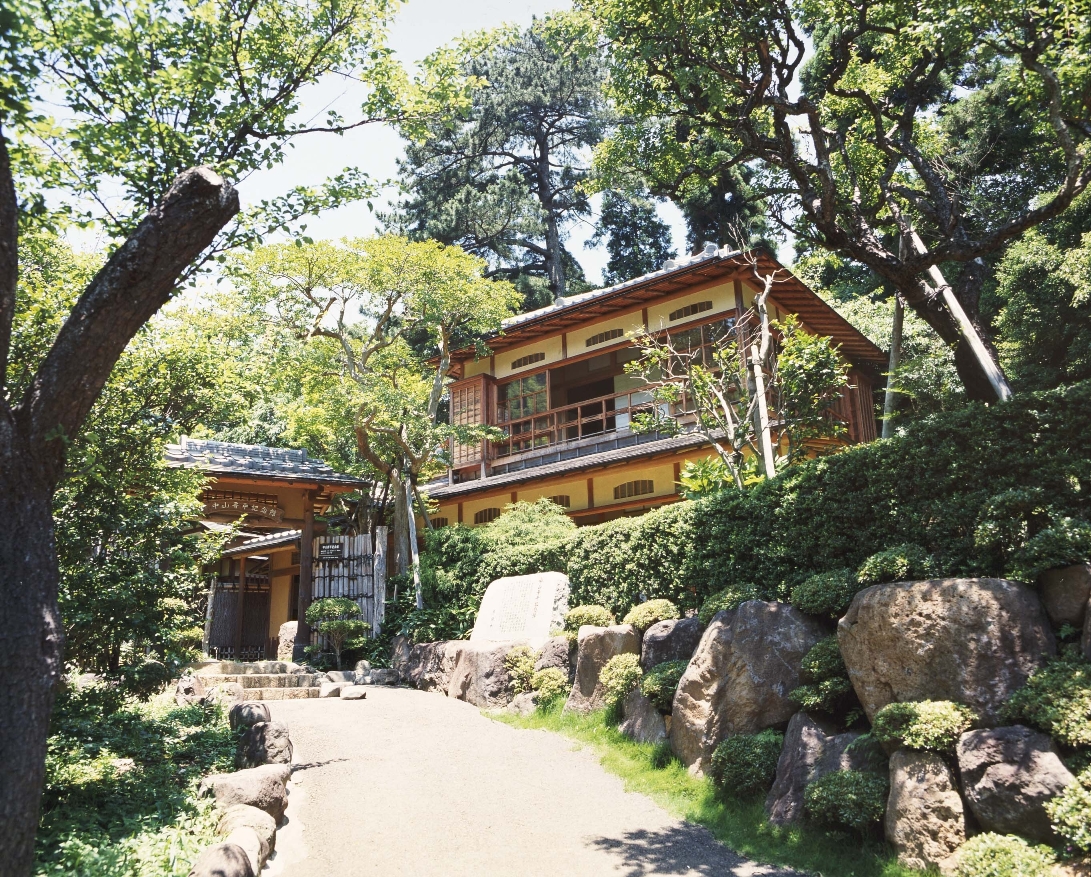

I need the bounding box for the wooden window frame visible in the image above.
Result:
[585,327,625,348]
[473,508,502,525]
[668,300,714,322]
[511,351,546,370]
[613,480,654,500]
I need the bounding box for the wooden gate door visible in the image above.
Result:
[310,527,388,641]
[207,579,271,661]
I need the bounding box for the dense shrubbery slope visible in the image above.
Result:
[418,381,1091,627]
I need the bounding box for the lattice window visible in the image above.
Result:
[586,328,625,348]
[498,373,547,423]
[473,508,502,525]
[668,300,713,322]
[546,495,571,508]
[511,351,546,370]
[431,517,449,528]
[614,480,654,500]
[451,381,484,467]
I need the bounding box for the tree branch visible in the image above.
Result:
[20,167,239,460]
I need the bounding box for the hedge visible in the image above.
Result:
[423,382,1091,620]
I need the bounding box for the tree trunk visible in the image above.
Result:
[534,137,566,301]
[390,472,411,577]
[0,431,65,876]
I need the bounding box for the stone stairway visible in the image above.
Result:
[190,660,325,701]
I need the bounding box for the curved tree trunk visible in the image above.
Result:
[390,471,411,577]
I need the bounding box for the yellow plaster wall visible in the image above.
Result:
[267,546,296,637]
[494,334,565,380]
[594,461,679,505]
[464,357,492,378]
[646,280,736,332]
[513,475,593,512]
[571,312,646,354]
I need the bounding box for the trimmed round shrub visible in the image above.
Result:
[709,730,784,799]
[789,568,858,618]
[803,770,888,835]
[504,645,536,695]
[622,599,680,632]
[871,700,976,752]
[1046,767,1091,852]
[952,833,1056,877]
[1004,651,1091,748]
[855,543,939,586]
[641,660,688,713]
[564,605,616,634]
[790,635,856,717]
[599,654,644,707]
[698,583,757,626]
[531,668,568,706]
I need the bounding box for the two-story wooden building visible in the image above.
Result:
[424,245,886,526]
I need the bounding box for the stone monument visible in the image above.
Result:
[469,572,570,650]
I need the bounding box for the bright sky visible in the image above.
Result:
[236,0,689,286]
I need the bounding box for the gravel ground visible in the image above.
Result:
[266,688,798,877]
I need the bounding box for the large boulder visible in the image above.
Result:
[199,764,291,822]
[618,688,667,744]
[535,636,574,682]
[885,750,967,872]
[564,625,641,714]
[361,668,400,686]
[447,642,516,709]
[217,805,276,872]
[506,691,539,716]
[640,617,704,671]
[671,602,827,774]
[187,843,255,877]
[1040,564,1091,628]
[957,725,1076,843]
[235,721,292,770]
[276,621,297,663]
[325,670,355,684]
[765,712,883,825]
[175,673,206,707]
[390,635,411,679]
[406,641,459,692]
[228,702,271,732]
[838,578,1055,724]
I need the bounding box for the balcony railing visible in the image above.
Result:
[491,388,661,459]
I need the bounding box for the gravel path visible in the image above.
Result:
[267,688,797,877]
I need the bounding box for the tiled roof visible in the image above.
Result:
[222,529,302,557]
[424,430,713,500]
[165,436,368,487]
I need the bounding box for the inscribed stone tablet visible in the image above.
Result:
[470,573,570,649]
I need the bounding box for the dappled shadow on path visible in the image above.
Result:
[291,758,349,773]
[588,826,796,877]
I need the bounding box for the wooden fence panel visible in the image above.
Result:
[310,528,388,649]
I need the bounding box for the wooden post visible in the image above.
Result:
[374,525,388,636]
[882,294,904,439]
[293,490,315,662]
[234,555,247,660]
[405,479,423,610]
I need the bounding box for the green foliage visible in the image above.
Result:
[36,682,235,876]
[871,701,976,753]
[855,544,939,586]
[803,770,888,836]
[709,731,784,799]
[1004,652,1091,749]
[678,456,734,500]
[790,569,858,619]
[697,583,758,626]
[599,654,644,708]
[531,668,569,706]
[641,661,688,714]
[588,190,675,285]
[306,597,371,670]
[505,646,537,695]
[1045,767,1091,853]
[952,833,1056,877]
[790,637,856,720]
[565,605,616,633]
[622,599,680,632]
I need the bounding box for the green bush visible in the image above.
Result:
[505,646,537,695]
[1004,651,1091,748]
[952,833,1056,877]
[531,668,569,706]
[306,597,371,669]
[708,730,784,799]
[790,568,858,618]
[698,583,757,626]
[789,636,857,718]
[564,605,616,634]
[641,660,688,713]
[599,654,644,707]
[803,770,888,835]
[622,599,680,632]
[871,701,976,752]
[855,543,939,585]
[1012,517,1091,582]
[1045,766,1091,852]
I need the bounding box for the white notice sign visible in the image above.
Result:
[470,572,570,650]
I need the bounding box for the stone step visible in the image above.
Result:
[191,661,299,676]
[199,673,324,689]
[248,687,321,701]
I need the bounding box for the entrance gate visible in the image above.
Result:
[310,528,388,642]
